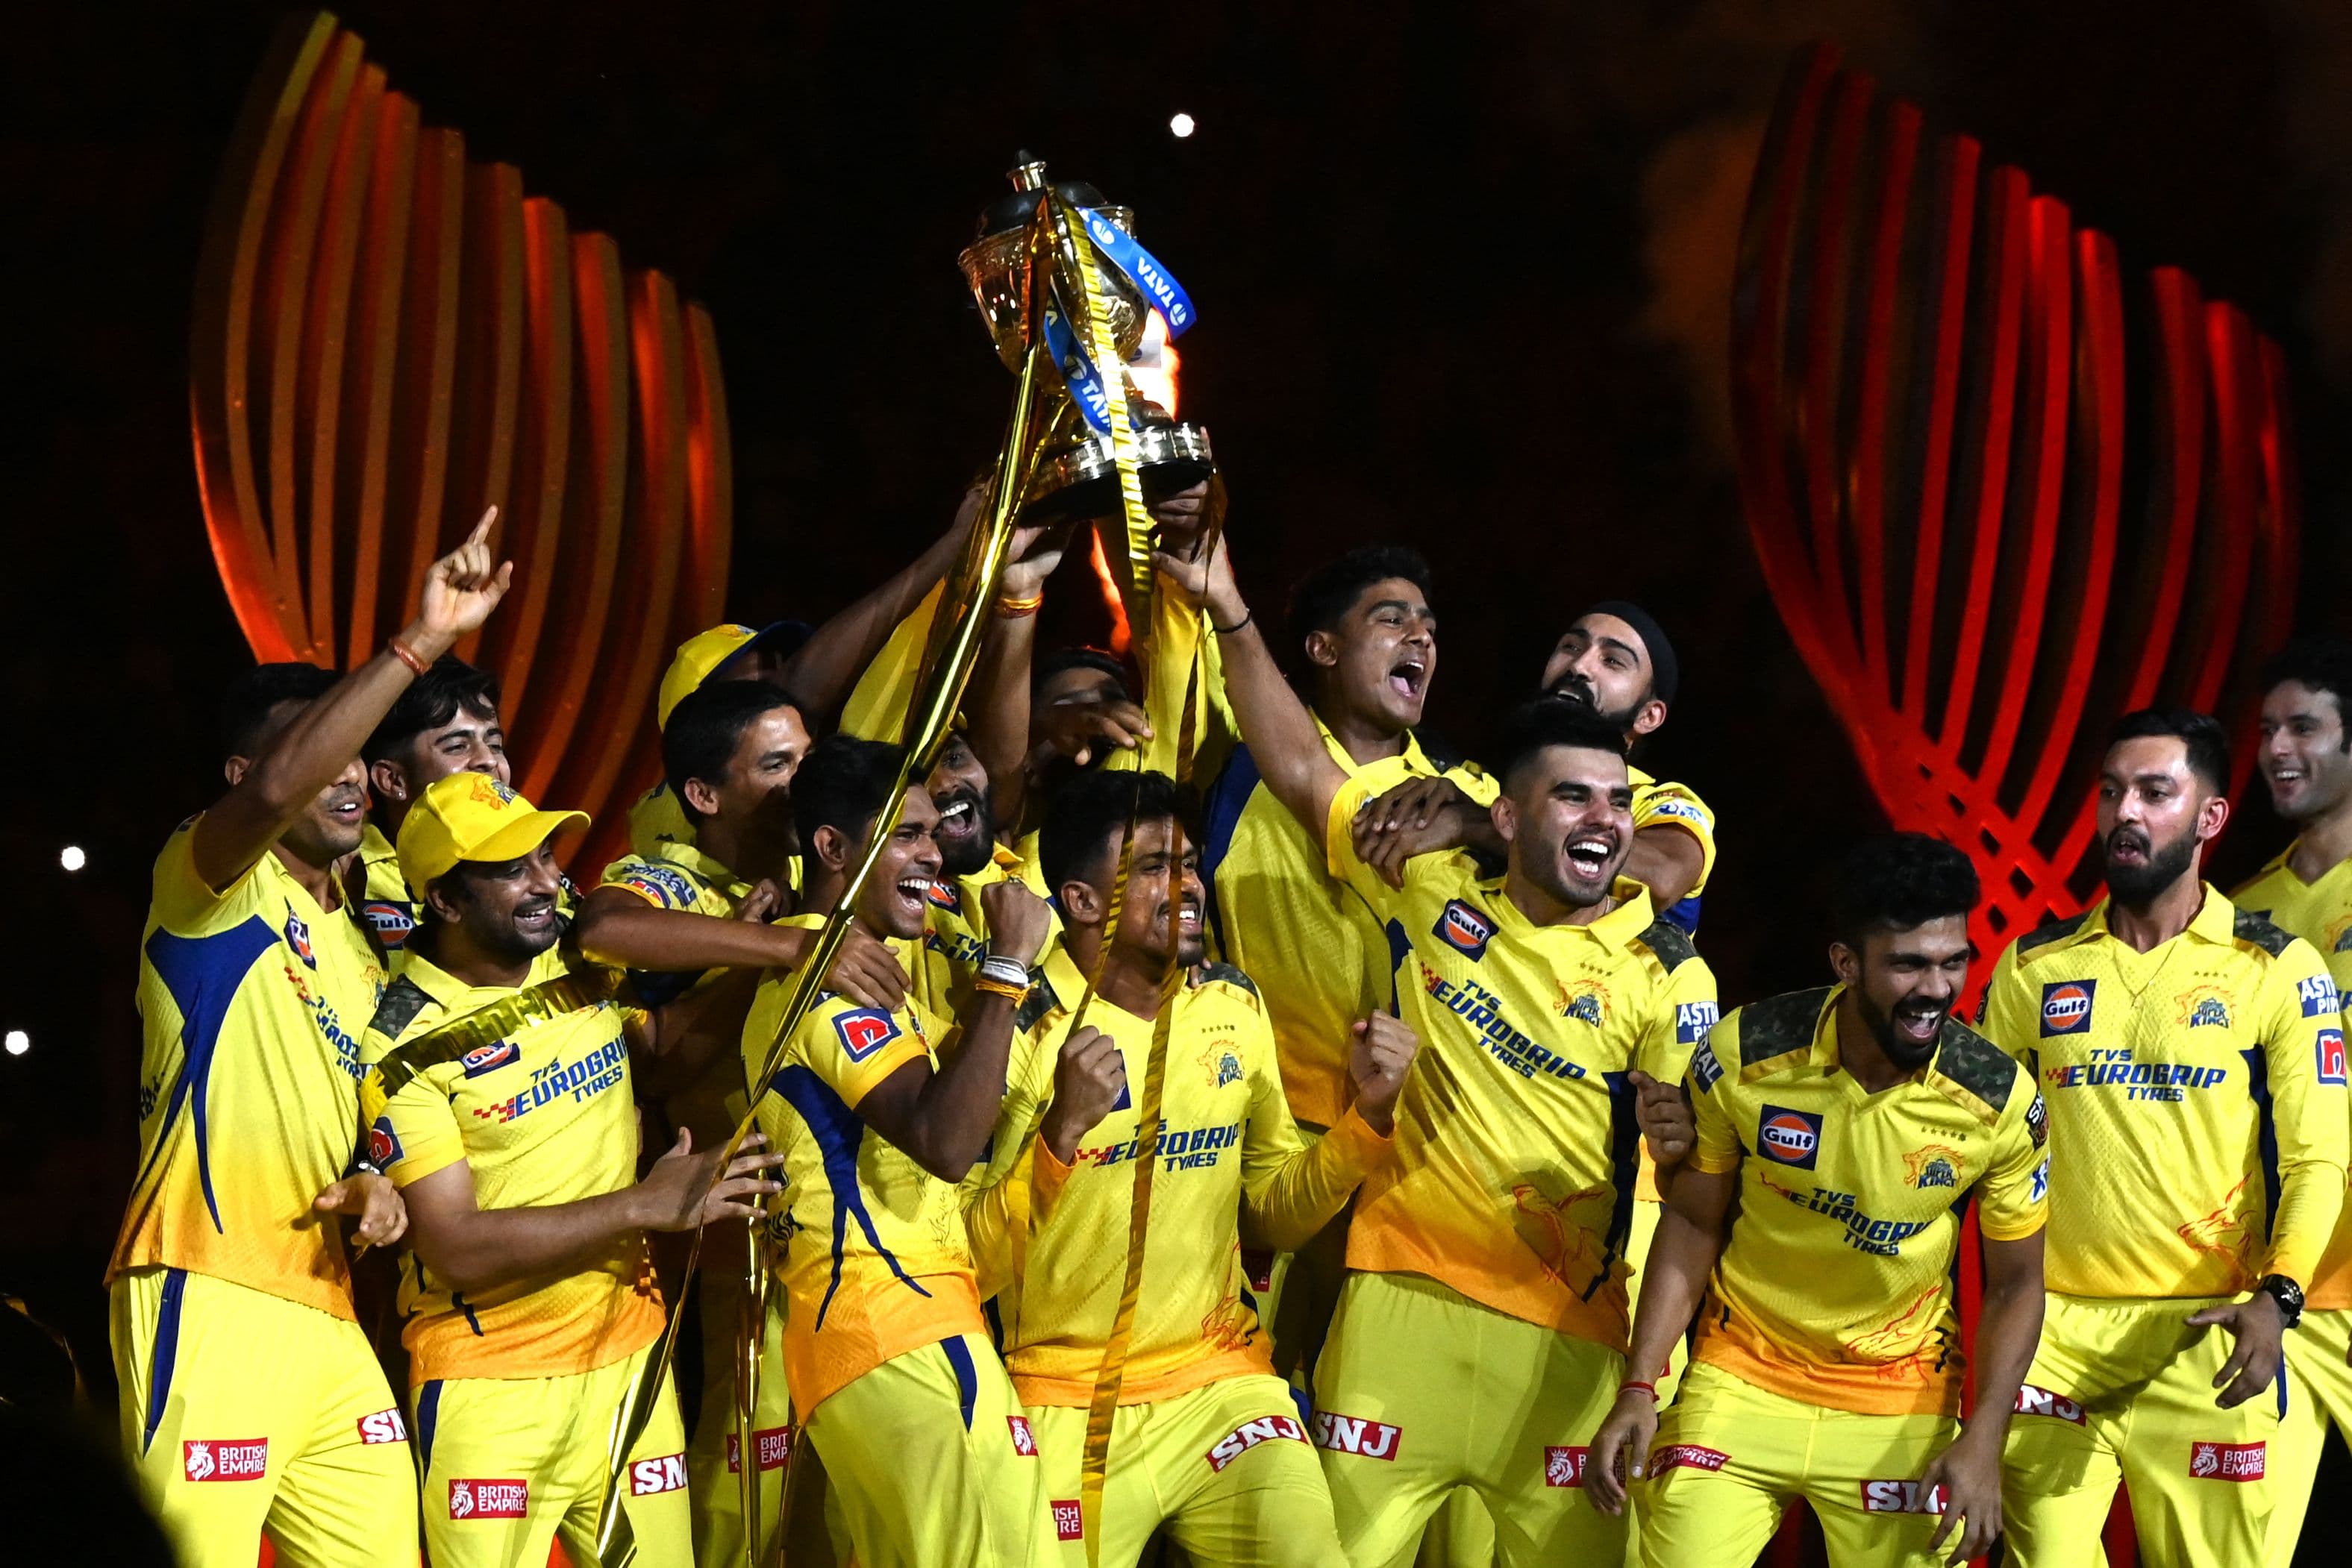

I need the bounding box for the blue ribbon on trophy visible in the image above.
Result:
[1042,211,1198,434]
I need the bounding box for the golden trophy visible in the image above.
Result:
[957,153,1213,522]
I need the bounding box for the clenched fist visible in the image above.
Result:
[1348,1014,1419,1135]
[1042,1026,1127,1164]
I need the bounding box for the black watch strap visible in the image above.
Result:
[2258,1274,2305,1329]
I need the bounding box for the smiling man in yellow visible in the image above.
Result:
[360,774,783,1568]
[969,767,1413,1564]
[1982,709,2349,1567]
[1587,834,2047,1567]
[1163,538,1719,1566]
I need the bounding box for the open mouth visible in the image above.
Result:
[1564,831,1614,879]
[326,792,366,824]
[892,876,932,920]
[934,794,980,840]
[2270,765,2305,788]
[1892,1000,1945,1045]
[2107,832,2151,866]
[1387,657,1427,700]
[515,902,556,934]
[1176,902,1202,935]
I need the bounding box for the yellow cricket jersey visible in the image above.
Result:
[969,946,1389,1408]
[2235,843,2352,1308]
[742,965,985,1415]
[359,952,662,1382]
[110,820,385,1318]
[625,782,697,856]
[1626,765,1718,933]
[1686,986,2047,1416]
[1981,887,2351,1299]
[1202,717,1502,1130]
[1320,777,1720,1350]
[355,819,578,981]
[598,839,760,1004]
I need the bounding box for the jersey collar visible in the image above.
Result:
[1310,709,1436,779]
[1479,873,1654,949]
[392,947,525,1015]
[1812,982,1947,1090]
[2080,882,2235,948]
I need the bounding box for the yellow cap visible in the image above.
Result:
[656,620,813,730]
[396,772,589,892]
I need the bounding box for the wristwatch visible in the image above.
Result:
[2256,1274,2305,1330]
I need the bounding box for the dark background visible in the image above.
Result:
[7,0,2350,1553]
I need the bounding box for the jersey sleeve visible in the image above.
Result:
[960,1023,1057,1299]
[1321,773,1402,920]
[367,1067,468,1189]
[1445,764,1501,809]
[1639,952,1720,1085]
[1127,588,1238,785]
[1975,1070,2050,1244]
[1977,940,2037,1063]
[150,817,266,933]
[1632,777,1718,895]
[596,853,703,911]
[2254,940,2351,1288]
[1234,1014,1389,1253]
[795,999,933,1111]
[1686,1023,1742,1176]
[837,583,941,744]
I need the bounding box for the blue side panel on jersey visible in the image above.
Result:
[142,916,281,1234]
[626,967,705,1009]
[2242,1047,2283,1241]
[1582,1072,1640,1302]
[416,1380,442,1468]
[773,1065,933,1331]
[1663,894,1703,936]
[1200,745,1263,954]
[941,1334,979,1431]
[142,1267,187,1452]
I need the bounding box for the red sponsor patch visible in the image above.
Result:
[1544,1446,1588,1487]
[833,1008,903,1063]
[2012,1383,2086,1426]
[182,1439,268,1481]
[448,1478,529,1520]
[1311,1411,1401,1461]
[1648,1444,1729,1475]
[630,1453,688,1496]
[1206,1414,1308,1473]
[2189,1440,2265,1481]
[1007,1415,1038,1457]
[356,1409,408,1446]
[1860,1479,1947,1514]
[725,1426,793,1473]
[1051,1499,1084,1541]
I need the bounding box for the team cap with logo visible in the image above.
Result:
[655,621,814,730]
[397,772,588,891]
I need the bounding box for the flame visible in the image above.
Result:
[1127,307,1180,418]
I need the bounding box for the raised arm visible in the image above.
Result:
[1153,535,1347,841]
[398,1127,781,1296]
[572,886,907,1014]
[1237,1012,1410,1252]
[851,880,1053,1182]
[781,486,979,721]
[193,509,511,892]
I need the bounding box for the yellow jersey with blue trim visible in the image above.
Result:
[358,951,660,1382]
[914,842,1058,1020]
[1627,765,1718,934]
[1981,886,2350,1298]
[2233,844,2352,1308]
[1322,777,1721,1349]
[742,960,984,1415]
[1686,986,2047,1416]
[1201,715,1501,1129]
[969,947,1390,1408]
[107,819,386,1318]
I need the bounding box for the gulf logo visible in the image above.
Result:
[460,1040,521,1079]
[1757,1106,1822,1170]
[833,1009,903,1063]
[2040,980,2097,1037]
[925,880,962,912]
[1434,900,1494,960]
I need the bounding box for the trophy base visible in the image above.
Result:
[1023,421,1215,523]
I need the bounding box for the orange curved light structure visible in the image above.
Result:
[191,11,731,876]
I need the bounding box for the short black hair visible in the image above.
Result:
[1285,545,1434,657]
[1831,833,1979,947]
[1039,768,1195,894]
[1034,645,1134,702]
[2109,707,2230,794]
[2260,637,2352,741]
[219,662,337,759]
[663,679,807,812]
[1493,696,1628,791]
[363,656,501,765]
[792,734,907,852]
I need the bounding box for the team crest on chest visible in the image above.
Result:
[2174,985,2235,1030]
[1902,1144,1962,1190]
[1198,1036,1245,1089]
[1555,976,1612,1027]
[1434,900,1494,959]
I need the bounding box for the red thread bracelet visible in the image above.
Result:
[1618,1379,1659,1402]
[388,637,429,675]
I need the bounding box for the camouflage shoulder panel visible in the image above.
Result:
[1933,1017,2017,1114]
[1735,987,1831,1069]
[367,976,434,1044]
[2231,907,2295,959]
[2015,911,2091,956]
[1633,918,1699,974]
[1015,972,1062,1034]
[1196,962,1260,997]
